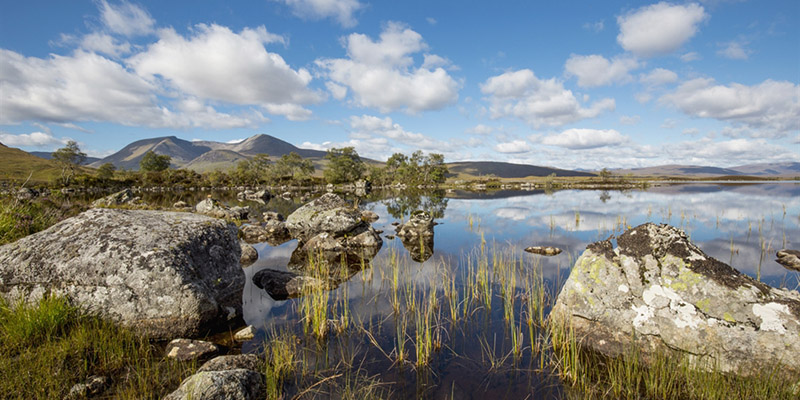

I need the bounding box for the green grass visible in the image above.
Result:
[0,196,86,245]
[0,296,197,399]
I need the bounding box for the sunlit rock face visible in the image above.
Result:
[0,208,244,339]
[551,223,800,377]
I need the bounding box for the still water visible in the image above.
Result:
[204,182,799,398]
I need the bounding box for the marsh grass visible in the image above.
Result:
[0,196,85,245]
[0,295,195,399]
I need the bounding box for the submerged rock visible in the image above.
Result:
[0,208,244,339]
[252,268,324,300]
[524,246,562,256]
[550,223,800,377]
[396,210,435,262]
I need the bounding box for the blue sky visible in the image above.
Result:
[1,0,798,169]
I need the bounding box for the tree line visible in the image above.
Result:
[48,142,448,188]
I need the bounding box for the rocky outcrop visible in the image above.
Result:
[196,197,249,220]
[91,188,142,208]
[285,193,364,242]
[252,268,324,300]
[197,354,261,373]
[550,223,800,377]
[395,211,435,263]
[240,222,291,246]
[776,249,800,272]
[163,369,263,400]
[524,246,562,256]
[166,338,220,361]
[0,208,244,339]
[237,189,271,202]
[240,242,258,266]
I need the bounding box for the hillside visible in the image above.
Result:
[182,150,251,173]
[446,161,595,179]
[30,151,101,165]
[89,136,210,170]
[0,143,64,183]
[612,162,800,178]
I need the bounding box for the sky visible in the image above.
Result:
[0,0,798,170]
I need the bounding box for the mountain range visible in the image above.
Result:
[612,163,800,178]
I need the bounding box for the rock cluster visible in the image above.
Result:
[91,188,142,208]
[550,223,800,377]
[196,197,249,220]
[395,210,435,262]
[0,208,244,339]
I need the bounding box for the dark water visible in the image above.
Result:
[134,183,799,397]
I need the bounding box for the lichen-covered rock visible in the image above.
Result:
[233,326,257,342]
[240,242,258,267]
[196,197,249,220]
[91,188,141,208]
[198,354,261,373]
[395,210,434,239]
[524,246,562,256]
[0,208,244,339]
[285,193,363,242]
[66,375,110,399]
[166,338,220,361]
[550,223,800,377]
[240,223,291,246]
[163,369,263,400]
[776,249,800,272]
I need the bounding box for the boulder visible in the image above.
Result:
[197,354,261,373]
[240,223,291,246]
[233,325,257,342]
[550,223,800,377]
[285,193,363,242]
[237,189,271,202]
[361,210,379,222]
[0,208,244,339]
[776,249,800,272]
[252,268,324,300]
[240,242,258,266]
[166,338,220,361]
[66,375,110,399]
[163,369,263,400]
[16,187,39,200]
[91,188,141,208]
[395,210,434,239]
[196,197,249,220]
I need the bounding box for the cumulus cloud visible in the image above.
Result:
[130,24,319,119]
[564,54,640,87]
[680,52,701,62]
[617,2,707,57]
[583,20,605,32]
[467,124,494,135]
[316,22,460,113]
[661,78,800,136]
[273,0,363,28]
[349,114,442,150]
[540,128,627,149]
[0,131,69,147]
[619,115,640,125]
[717,40,750,60]
[481,69,615,127]
[495,140,532,154]
[640,68,678,86]
[99,0,155,36]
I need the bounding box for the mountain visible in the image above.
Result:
[29,151,101,165]
[182,150,251,173]
[91,133,328,171]
[0,143,64,182]
[613,162,800,178]
[446,161,595,178]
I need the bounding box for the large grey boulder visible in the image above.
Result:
[163,369,263,400]
[550,223,800,377]
[0,208,244,339]
[285,193,363,242]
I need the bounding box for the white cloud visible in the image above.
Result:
[273,0,363,28]
[349,114,442,150]
[583,20,605,32]
[661,78,800,136]
[495,140,532,154]
[467,124,494,135]
[130,24,319,118]
[682,128,700,135]
[717,40,750,60]
[0,49,259,129]
[426,17,437,25]
[0,131,69,147]
[98,0,155,36]
[540,128,627,149]
[617,2,707,57]
[481,69,615,127]
[793,135,800,144]
[619,115,640,125]
[640,68,678,86]
[317,22,459,113]
[564,54,640,87]
[79,32,131,57]
[680,52,700,62]
[634,92,653,103]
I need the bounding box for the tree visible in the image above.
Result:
[272,152,314,182]
[232,154,271,186]
[97,162,116,181]
[139,151,171,172]
[52,140,87,186]
[422,153,448,184]
[323,147,365,184]
[598,168,612,182]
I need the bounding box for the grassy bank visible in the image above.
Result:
[0,196,87,245]
[0,296,198,399]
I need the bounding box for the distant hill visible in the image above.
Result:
[29,151,101,165]
[0,143,64,182]
[613,162,800,178]
[91,133,329,171]
[446,161,595,179]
